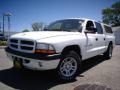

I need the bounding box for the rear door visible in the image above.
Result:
[94,22,106,54]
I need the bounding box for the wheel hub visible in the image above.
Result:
[60,57,77,77]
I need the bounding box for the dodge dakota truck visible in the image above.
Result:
[5,18,115,80]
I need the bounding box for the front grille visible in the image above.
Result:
[21,46,33,50]
[21,40,34,45]
[10,39,18,43]
[9,39,35,53]
[10,44,18,48]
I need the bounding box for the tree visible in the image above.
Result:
[102,1,120,26]
[32,22,44,31]
[22,29,29,32]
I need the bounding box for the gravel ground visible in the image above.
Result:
[0,46,120,90]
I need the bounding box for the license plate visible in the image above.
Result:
[14,57,22,69]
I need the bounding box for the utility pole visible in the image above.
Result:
[7,14,11,38]
[3,12,12,39]
[0,22,1,32]
[2,14,5,37]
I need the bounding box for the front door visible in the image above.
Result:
[84,21,98,59]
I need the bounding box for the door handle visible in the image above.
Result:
[104,38,105,40]
[96,38,98,41]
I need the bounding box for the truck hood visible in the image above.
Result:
[11,31,80,40]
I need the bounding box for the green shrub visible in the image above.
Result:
[0,41,7,46]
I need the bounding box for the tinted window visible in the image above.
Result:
[47,19,84,32]
[85,21,96,34]
[104,25,113,34]
[48,22,62,30]
[86,21,94,28]
[95,22,103,34]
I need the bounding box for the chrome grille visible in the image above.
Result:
[21,40,34,45]
[10,39,18,43]
[9,39,35,53]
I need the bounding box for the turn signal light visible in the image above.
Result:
[35,49,56,54]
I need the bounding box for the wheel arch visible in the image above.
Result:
[61,45,82,59]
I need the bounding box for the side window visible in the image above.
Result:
[95,22,103,34]
[86,21,96,34]
[104,25,113,34]
[86,21,94,29]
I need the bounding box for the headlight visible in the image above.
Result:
[36,43,49,50]
[35,43,56,54]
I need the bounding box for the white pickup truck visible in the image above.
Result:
[5,18,115,80]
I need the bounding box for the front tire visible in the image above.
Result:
[13,59,23,70]
[57,51,81,81]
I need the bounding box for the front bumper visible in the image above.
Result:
[5,47,61,70]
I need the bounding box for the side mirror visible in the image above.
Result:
[85,27,97,34]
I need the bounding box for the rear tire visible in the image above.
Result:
[103,44,113,59]
[57,51,82,81]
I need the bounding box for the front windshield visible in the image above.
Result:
[45,19,84,32]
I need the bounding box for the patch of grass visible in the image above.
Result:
[0,40,7,46]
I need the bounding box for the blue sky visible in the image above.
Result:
[0,0,118,32]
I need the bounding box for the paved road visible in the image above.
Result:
[0,46,120,90]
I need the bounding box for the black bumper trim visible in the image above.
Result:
[5,47,61,60]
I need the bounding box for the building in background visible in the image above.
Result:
[112,26,120,45]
